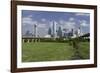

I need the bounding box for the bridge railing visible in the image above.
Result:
[22,37,90,43]
[22,38,68,43]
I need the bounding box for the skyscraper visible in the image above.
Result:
[57,26,62,38]
[52,21,57,38]
[77,27,81,36]
[34,24,37,37]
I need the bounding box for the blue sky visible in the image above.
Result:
[22,10,90,37]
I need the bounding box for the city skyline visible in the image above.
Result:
[22,10,90,37]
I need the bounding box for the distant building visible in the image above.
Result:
[44,35,51,38]
[23,30,33,38]
[57,26,62,38]
[48,27,52,36]
[72,27,81,38]
[31,20,83,38]
[52,21,57,38]
[47,21,82,38]
[77,27,81,36]
[34,24,38,37]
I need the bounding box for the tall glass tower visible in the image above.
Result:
[34,24,37,38]
[52,21,57,38]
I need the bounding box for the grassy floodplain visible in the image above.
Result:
[22,41,90,62]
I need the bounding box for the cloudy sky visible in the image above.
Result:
[22,10,90,37]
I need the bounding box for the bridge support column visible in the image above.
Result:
[22,39,24,43]
[27,39,29,43]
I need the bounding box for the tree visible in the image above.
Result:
[69,37,84,60]
[48,27,52,35]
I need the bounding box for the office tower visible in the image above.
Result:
[52,21,57,38]
[34,24,37,37]
[77,27,81,36]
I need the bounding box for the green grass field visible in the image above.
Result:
[22,42,90,62]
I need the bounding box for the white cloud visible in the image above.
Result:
[79,20,89,27]
[75,13,90,16]
[22,15,37,25]
[69,17,75,21]
[41,18,46,22]
[58,19,76,30]
[38,23,46,28]
[59,20,65,24]
[28,15,33,18]
[64,21,75,29]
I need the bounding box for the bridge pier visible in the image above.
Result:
[22,38,42,43]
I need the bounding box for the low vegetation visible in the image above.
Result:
[22,39,90,62]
